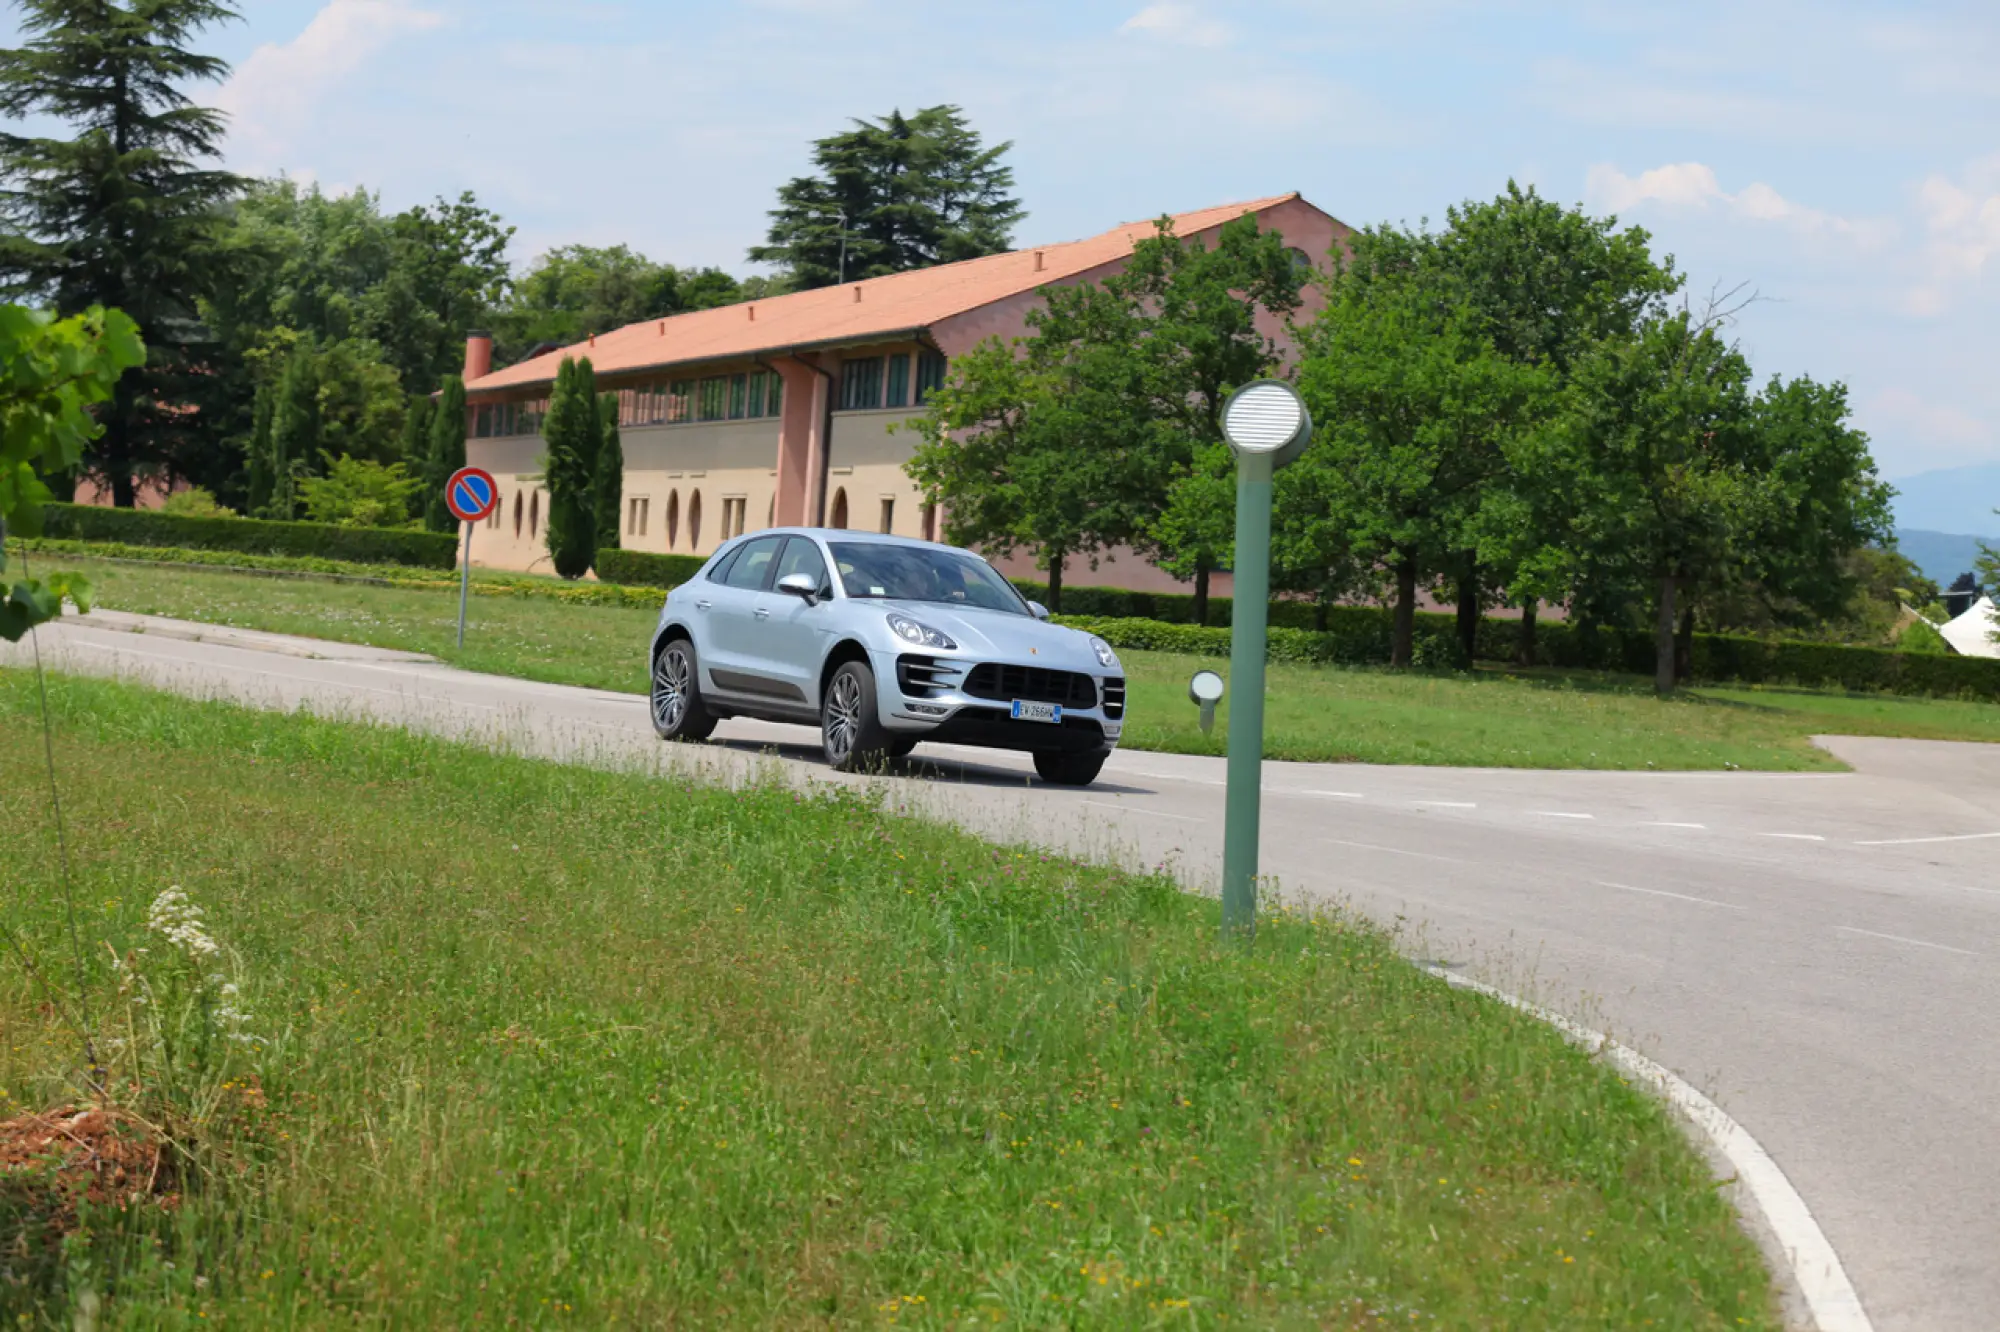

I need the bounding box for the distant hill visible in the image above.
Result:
[1888,463,2000,538]
[1893,529,1993,590]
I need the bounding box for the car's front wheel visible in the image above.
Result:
[1033,750,1107,787]
[822,660,892,772]
[651,638,717,742]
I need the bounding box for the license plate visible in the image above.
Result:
[1010,699,1062,724]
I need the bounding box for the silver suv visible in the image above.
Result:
[647,529,1125,785]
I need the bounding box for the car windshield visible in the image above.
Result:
[829,542,1029,615]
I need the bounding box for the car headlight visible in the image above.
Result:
[1089,636,1118,669]
[887,613,958,650]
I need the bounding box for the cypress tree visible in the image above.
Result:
[0,1,248,504]
[424,375,466,532]
[594,391,623,551]
[399,392,435,524]
[541,357,598,579]
[266,346,320,520]
[244,377,276,516]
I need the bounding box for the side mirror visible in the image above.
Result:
[776,572,819,605]
[1027,600,1051,621]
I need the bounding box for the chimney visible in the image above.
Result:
[1034,249,1045,272]
[462,330,493,382]
[588,332,596,347]
[853,286,862,303]
[748,305,756,321]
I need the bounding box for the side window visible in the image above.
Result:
[775,537,830,595]
[705,545,741,583]
[721,535,784,590]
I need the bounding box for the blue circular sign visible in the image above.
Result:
[446,466,498,522]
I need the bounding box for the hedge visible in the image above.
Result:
[1059,613,2000,701]
[594,548,709,589]
[40,503,460,571]
[1008,579,1329,630]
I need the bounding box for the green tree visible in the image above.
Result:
[0,0,245,507]
[1115,215,1307,623]
[750,105,1023,290]
[243,375,277,516]
[540,357,599,579]
[263,343,321,520]
[423,375,466,533]
[595,392,623,551]
[1293,230,1550,667]
[906,315,1146,611]
[492,245,744,365]
[0,304,144,639]
[299,455,422,528]
[400,392,436,471]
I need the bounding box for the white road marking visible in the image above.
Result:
[1534,811,1594,819]
[1424,968,1874,1332]
[1763,833,1827,842]
[1596,881,1745,911]
[1116,769,1225,788]
[1853,830,2000,847]
[1643,821,1708,829]
[1079,800,1202,823]
[1299,789,1365,799]
[1323,837,1469,866]
[1412,800,1476,808]
[1833,926,1979,958]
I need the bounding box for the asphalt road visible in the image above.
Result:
[7,609,1998,1332]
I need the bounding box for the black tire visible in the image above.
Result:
[822,659,892,772]
[651,638,717,742]
[887,736,918,760]
[1033,750,1107,787]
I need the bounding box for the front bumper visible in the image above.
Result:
[871,648,1123,754]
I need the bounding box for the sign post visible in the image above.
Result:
[444,466,499,649]
[1216,382,1312,939]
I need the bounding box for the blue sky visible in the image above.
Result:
[9,0,1999,483]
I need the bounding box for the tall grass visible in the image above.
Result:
[0,672,1777,1326]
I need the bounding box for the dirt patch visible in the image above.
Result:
[0,1105,177,1238]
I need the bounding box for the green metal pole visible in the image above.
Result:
[1220,450,1274,939]
[457,519,472,650]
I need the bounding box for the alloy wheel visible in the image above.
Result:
[825,670,863,762]
[653,646,690,732]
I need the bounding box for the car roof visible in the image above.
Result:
[729,528,959,552]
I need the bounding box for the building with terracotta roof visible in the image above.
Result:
[460,193,1346,584]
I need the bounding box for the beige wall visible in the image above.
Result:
[822,405,933,540]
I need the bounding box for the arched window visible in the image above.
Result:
[513,490,522,538]
[767,495,774,528]
[529,490,539,539]
[829,487,848,529]
[665,490,680,549]
[688,490,702,550]
[920,502,937,542]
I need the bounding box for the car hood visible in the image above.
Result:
[872,601,1113,670]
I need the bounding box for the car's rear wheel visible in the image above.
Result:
[1033,750,1107,787]
[652,638,717,741]
[822,660,892,772]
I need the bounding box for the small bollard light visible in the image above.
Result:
[1188,669,1225,735]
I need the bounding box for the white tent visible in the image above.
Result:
[1940,595,2000,659]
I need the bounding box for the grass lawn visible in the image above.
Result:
[41,552,2000,770]
[0,672,1778,1327]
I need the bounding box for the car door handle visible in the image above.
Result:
[753,607,771,620]
[694,599,712,612]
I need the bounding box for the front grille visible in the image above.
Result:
[897,654,963,698]
[1101,677,1126,720]
[963,662,1098,710]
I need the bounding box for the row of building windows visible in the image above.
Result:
[838,351,947,412]
[485,481,937,553]
[473,353,947,438]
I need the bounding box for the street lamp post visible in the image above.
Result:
[1216,381,1312,938]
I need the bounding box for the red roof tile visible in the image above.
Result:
[468,193,1310,394]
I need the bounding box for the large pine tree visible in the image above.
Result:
[423,375,466,533]
[0,0,246,505]
[750,105,1023,290]
[594,391,622,552]
[540,357,598,579]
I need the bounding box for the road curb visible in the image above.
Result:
[1421,966,1872,1332]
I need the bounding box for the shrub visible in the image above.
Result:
[39,503,460,570]
[159,487,234,519]
[1896,618,1951,655]
[1008,579,1324,630]
[298,456,422,528]
[593,548,708,589]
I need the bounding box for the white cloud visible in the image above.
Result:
[218,0,446,168]
[1120,3,1230,48]
[1905,155,2000,316]
[1584,161,1894,247]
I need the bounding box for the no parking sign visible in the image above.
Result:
[446,467,498,523]
[443,466,498,648]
